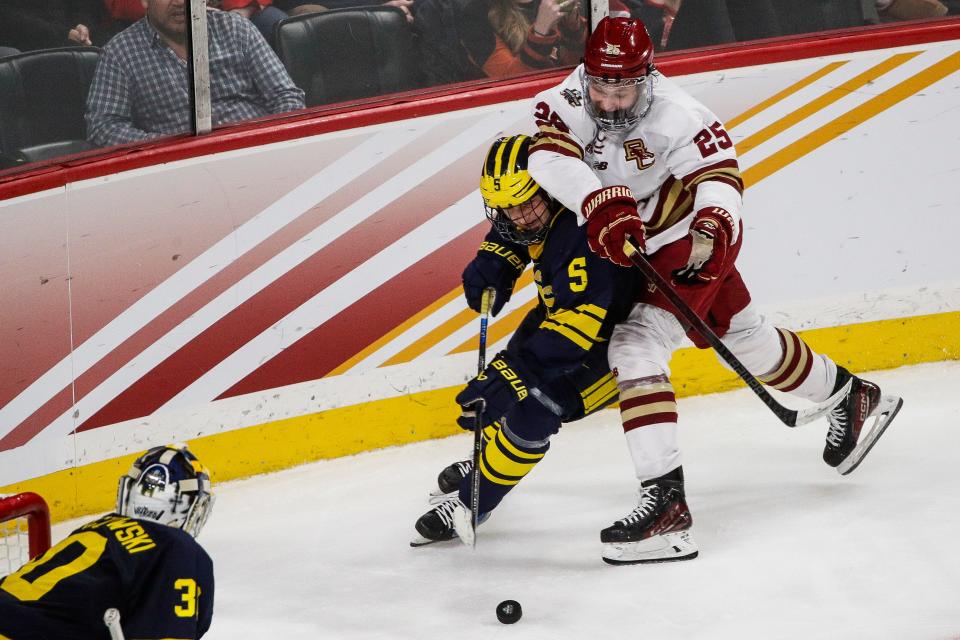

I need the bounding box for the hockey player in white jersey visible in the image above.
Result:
[527,16,903,565]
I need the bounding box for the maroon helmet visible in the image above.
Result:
[584,16,654,80]
[581,17,655,130]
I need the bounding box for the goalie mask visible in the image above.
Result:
[117,444,214,538]
[479,135,554,245]
[582,17,655,131]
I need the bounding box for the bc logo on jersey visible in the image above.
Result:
[624,138,655,170]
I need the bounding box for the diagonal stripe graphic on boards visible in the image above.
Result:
[386,270,537,366]
[725,60,850,129]
[736,52,922,154]
[745,50,960,187]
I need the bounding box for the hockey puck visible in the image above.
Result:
[496,599,522,624]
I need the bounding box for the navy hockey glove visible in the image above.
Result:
[672,206,735,285]
[455,352,537,430]
[462,240,527,317]
[582,186,646,267]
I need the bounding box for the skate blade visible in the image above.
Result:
[602,530,698,565]
[409,534,457,548]
[837,395,904,476]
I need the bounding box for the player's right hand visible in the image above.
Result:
[582,186,646,267]
[455,352,535,429]
[462,241,527,317]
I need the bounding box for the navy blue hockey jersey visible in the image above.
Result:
[0,513,213,640]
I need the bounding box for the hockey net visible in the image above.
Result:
[0,492,51,575]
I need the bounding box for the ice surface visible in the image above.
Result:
[52,361,960,639]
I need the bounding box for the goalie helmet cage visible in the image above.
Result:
[0,492,52,574]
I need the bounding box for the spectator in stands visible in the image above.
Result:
[104,0,289,45]
[415,0,594,86]
[0,0,110,52]
[86,0,305,148]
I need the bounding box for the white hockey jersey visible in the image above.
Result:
[528,65,744,254]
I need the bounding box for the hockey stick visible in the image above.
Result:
[622,238,849,427]
[104,608,125,640]
[468,287,496,547]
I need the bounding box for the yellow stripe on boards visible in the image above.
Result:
[328,284,464,375]
[381,265,533,363]
[745,50,960,187]
[448,296,537,355]
[384,306,478,366]
[726,60,849,129]
[737,52,921,155]
[4,311,957,524]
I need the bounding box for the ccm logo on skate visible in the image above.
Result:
[492,359,528,401]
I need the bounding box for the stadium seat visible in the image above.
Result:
[274,7,422,107]
[770,0,880,35]
[0,47,100,169]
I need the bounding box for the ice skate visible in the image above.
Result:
[410,496,475,547]
[601,467,698,565]
[824,367,903,475]
[427,459,471,503]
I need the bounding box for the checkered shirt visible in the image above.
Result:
[86,10,305,147]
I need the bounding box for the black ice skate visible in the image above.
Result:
[600,467,698,565]
[823,366,904,475]
[428,459,471,502]
[410,496,474,547]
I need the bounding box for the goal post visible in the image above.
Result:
[0,492,52,574]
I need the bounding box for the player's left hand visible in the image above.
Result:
[455,352,536,430]
[672,206,735,285]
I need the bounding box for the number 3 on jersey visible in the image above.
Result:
[174,578,199,617]
[693,121,732,158]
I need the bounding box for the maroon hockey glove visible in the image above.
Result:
[582,186,646,267]
[672,206,735,285]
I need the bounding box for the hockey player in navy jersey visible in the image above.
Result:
[411,133,638,547]
[525,16,903,564]
[0,444,215,640]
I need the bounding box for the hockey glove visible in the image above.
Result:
[672,206,735,285]
[462,240,528,317]
[582,186,646,267]
[455,352,537,430]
